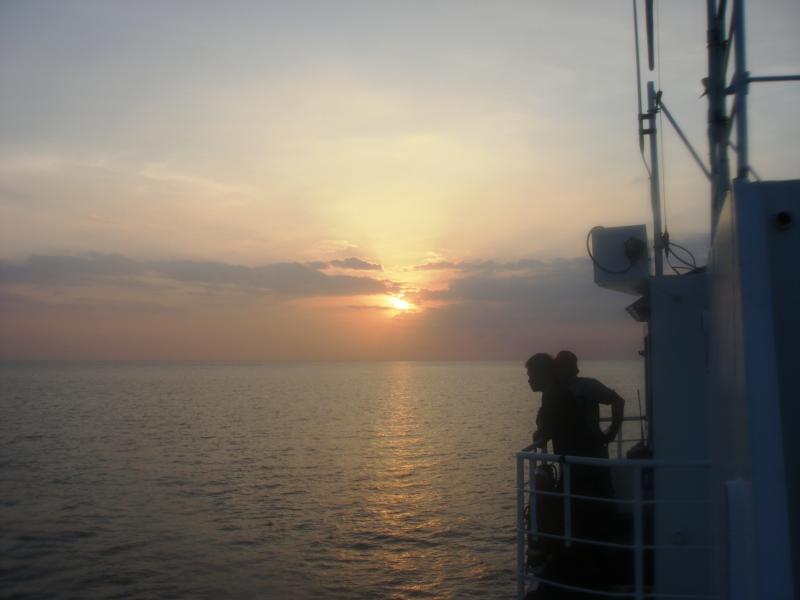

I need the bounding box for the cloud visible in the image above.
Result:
[404,257,643,358]
[329,257,383,271]
[414,260,461,271]
[0,253,389,299]
[157,260,386,296]
[0,251,645,359]
[420,258,629,322]
[413,258,547,272]
[0,252,142,285]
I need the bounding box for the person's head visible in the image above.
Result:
[555,350,579,382]
[525,353,555,392]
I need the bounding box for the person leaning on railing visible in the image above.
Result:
[526,351,627,590]
[525,353,560,449]
[526,351,625,536]
[527,351,625,458]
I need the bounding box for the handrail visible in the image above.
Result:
[526,573,718,600]
[517,448,709,468]
[516,447,716,600]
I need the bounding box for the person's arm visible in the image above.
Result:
[604,391,625,444]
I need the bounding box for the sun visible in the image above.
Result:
[389,296,413,311]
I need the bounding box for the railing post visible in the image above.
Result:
[529,453,538,541]
[516,453,526,600]
[633,464,644,600]
[563,460,572,547]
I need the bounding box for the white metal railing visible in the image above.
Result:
[516,444,716,600]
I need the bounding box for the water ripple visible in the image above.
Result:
[0,360,642,599]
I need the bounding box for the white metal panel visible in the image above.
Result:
[708,180,797,600]
[648,273,713,597]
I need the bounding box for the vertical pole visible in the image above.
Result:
[706,0,731,228]
[647,82,664,276]
[633,0,645,153]
[529,454,538,541]
[517,454,526,600]
[634,465,644,600]
[563,461,572,547]
[733,0,749,179]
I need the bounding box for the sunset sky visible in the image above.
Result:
[1,1,798,360]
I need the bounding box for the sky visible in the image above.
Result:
[1,0,798,360]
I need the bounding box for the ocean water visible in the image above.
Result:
[1,360,643,599]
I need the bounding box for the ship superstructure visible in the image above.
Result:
[516,1,799,598]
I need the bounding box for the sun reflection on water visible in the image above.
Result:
[349,363,451,595]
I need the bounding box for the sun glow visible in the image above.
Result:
[389,296,413,311]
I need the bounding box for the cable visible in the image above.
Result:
[664,235,703,275]
[639,149,652,177]
[665,241,698,269]
[666,254,694,275]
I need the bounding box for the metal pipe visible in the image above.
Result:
[733,0,749,179]
[531,574,718,599]
[517,448,711,468]
[748,74,800,83]
[533,529,716,552]
[516,454,525,600]
[529,453,538,541]
[634,465,644,600]
[563,462,572,547]
[660,100,712,180]
[633,0,645,153]
[647,81,664,276]
[706,0,731,228]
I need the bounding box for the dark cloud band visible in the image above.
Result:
[0,253,388,297]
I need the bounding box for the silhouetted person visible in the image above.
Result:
[558,351,625,588]
[526,353,559,449]
[524,353,568,572]
[554,350,625,459]
[529,351,624,459]
[525,351,626,595]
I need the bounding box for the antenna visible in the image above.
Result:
[645,0,655,71]
[633,0,645,153]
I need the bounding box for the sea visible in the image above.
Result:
[1,360,644,599]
